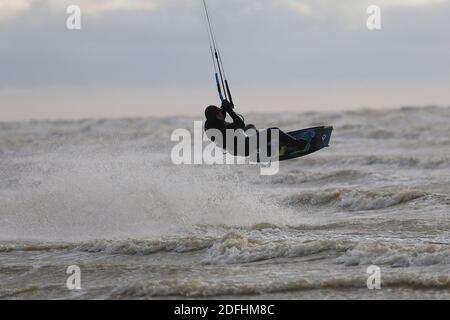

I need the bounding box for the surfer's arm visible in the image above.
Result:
[222,100,245,129]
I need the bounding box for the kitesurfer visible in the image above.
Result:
[204,100,313,157]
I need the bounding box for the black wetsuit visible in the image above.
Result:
[205,101,308,157]
[204,104,245,147]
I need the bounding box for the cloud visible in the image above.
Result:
[380,0,447,7]
[272,0,448,29]
[1,0,449,95]
[275,0,448,16]
[46,0,160,15]
[0,0,31,21]
[0,0,166,21]
[276,0,448,12]
[275,0,311,14]
[2,0,447,23]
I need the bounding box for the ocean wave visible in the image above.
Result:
[201,232,354,265]
[351,155,450,169]
[0,238,214,255]
[0,242,72,253]
[337,125,450,141]
[109,274,450,298]
[74,238,214,255]
[286,189,427,211]
[279,155,450,170]
[267,169,368,185]
[336,242,450,268]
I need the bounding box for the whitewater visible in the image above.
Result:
[0,106,449,299]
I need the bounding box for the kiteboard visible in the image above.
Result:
[278,126,333,161]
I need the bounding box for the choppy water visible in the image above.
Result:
[1,106,449,299]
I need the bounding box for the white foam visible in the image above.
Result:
[0,145,291,241]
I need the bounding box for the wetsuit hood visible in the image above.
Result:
[205,105,222,121]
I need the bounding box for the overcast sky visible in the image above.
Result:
[1,0,450,120]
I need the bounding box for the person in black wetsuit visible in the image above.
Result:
[204,100,310,157]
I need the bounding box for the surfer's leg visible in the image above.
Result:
[244,124,257,131]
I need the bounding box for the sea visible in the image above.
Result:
[1,106,449,299]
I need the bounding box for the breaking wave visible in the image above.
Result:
[0,238,214,255]
[293,155,450,169]
[267,169,368,185]
[74,238,214,255]
[109,274,450,298]
[286,189,427,211]
[347,156,450,169]
[336,242,450,268]
[201,233,353,265]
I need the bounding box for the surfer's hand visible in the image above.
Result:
[221,100,234,111]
